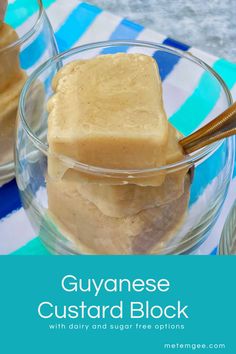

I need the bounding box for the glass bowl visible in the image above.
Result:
[0,0,58,186]
[218,201,236,255]
[15,40,234,255]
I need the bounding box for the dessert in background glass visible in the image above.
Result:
[15,41,234,255]
[0,0,58,186]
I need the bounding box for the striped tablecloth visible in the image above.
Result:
[0,0,236,255]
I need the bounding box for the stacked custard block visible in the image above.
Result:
[47,54,190,254]
[0,18,27,164]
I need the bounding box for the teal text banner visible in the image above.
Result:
[0,256,235,353]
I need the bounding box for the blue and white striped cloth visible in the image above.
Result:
[0,0,236,255]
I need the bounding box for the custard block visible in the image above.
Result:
[47,175,190,255]
[166,123,184,163]
[61,124,187,217]
[0,23,23,92]
[0,71,27,164]
[69,172,185,218]
[47,54,169,181]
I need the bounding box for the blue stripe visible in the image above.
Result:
[55,3,102,52]
[5,0,56,28]
[163,38,190,51]
[0,180,21,220]
[20,30,47,70]
[170,58,236,137]
[169,72,220,136]
[212,59,236,178]
[210,247,218,255]
[11,237,50,255]
[20,3,102,70]
[153,38,190,81]
[101,18,143,54]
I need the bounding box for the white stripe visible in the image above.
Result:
[136,28,166,43]
[0,208,35,255]
[15,12,38,38]
[230,83,236,101]
[46,0,81,32]
[75,11,121,46]
[189,47,217,67]
[128,29,166,55]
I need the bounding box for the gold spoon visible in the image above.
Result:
[179,101,236,154]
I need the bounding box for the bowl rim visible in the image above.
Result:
[17,39,233,177]
[0,0,44,54]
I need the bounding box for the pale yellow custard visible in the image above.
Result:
[0,23,26,164]
[47,53,169,185]
[58,124,186,218]
[47,176,190,254]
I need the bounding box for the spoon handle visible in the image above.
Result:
[179,101,236,153]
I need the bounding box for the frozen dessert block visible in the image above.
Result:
[166,123,184,163]
[0,22,27,164]
[47,53,169,181]
[0,23,23,92]
[0,71,27,164]
[47,175,190,254]
[65,170,185,218]
[62,124,187,217]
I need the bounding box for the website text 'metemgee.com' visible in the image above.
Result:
[164,343,226,351]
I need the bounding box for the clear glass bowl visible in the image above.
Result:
[219,201,236,255]
[0,0,58,186]
[15,40,234,255]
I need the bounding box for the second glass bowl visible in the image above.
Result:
[0,0,58,186]
[16,40,234,255]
